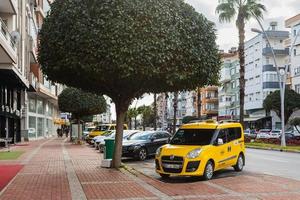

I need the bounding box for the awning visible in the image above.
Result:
[0,69,29,89]
[244,116,271,122]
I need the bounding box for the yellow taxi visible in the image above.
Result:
[86,124,128,144]
[155,120,245,180]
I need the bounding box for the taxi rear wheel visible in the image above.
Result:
[233,154,244,172]
[203,160,214,180]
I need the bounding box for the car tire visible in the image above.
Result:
[159,173,170,179]
[203,160,214,180]
[233,154,244,172]
[136,148,147,161]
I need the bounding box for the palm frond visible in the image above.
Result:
[216,2,236,23]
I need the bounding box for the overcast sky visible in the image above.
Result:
[110,0,300,120]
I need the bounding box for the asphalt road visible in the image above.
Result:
[124,148,300,181]
[246,148,300,181]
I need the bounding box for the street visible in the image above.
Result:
[246,148,300,181]
[125,148,300,181]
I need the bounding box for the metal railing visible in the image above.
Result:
[0,17,16,50]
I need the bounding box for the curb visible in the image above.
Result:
[246,145,300,153]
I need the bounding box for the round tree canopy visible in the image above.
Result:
[58,87,107,118]
[39,0,220,103]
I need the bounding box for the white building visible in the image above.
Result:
[166,91,195,126]
[244,22,289,129]
[285,14,300,94]
[218,48,240,120]
[93,104,111,124]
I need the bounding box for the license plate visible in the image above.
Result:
[162,163,181,169]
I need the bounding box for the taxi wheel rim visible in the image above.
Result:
[238,156,243,169]
[206,163,213,179]
[139,149,146,160]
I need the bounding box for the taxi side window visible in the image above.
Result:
[228,127,242,142]
[217,129,228,144]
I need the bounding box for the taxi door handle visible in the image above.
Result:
[227,146,231,152]
[220,151,225,154]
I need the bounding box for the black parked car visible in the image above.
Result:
[122,131,171,161]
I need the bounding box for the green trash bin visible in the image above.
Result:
[104,138,115,159]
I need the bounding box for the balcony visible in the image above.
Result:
[0,0,17,14]
[205,86,218,91]
[219,101,231,108]
[262,65,277,72]
[262,47,289,56]
[28,72,38,92]
[220,67,231,83]
[0,17,17,63]
[205,96,218,103]
[37,82,58,101]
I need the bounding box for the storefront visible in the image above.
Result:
[0,69,27,145]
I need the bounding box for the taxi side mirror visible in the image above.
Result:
[217,138,224,145]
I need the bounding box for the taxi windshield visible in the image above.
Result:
[94,125,109,131]
[170,129,216,145]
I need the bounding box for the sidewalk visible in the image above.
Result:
[0,138,300,200]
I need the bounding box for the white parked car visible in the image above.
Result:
[256,129,271,139]
[97,130,140,152]
[269,130,281,139]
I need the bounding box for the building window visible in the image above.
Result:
[266,57,270,64]
[37,118,44,137]
[37,99,44,114]
[29,116,36,138]
[294,49,297,56]
[230,68,235,75]
[29,98,36,113]
[295,67,300,76]
[294,29,297,36]
[295,84,300,94]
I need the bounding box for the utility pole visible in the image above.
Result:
[173,92,178,135]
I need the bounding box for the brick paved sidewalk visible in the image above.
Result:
[1,138,300,200]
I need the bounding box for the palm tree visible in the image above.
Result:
[216,0,266,126]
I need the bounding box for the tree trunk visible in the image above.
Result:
[134,116,137,130]
[197,87,201,119]
[154,93,157,130]
[238,17,245,128]
[129,118,132,130]
[112,101,129,168]
[173,92,178,135]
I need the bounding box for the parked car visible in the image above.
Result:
[98,130,139,152]
[155,120,245,180]
[269,130,281,139]
[244,129,257,139]
[122,131,171,161]
[256,129,271,139]
[83,126,95,139]
[86,124,128,144]
[92,130,115,148]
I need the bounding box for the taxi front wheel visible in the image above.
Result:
[233,154,244,172]
[159,173,170,179]
[203,160,214,180]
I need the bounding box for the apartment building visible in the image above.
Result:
[26,0,62,139]
[200,86,218,118]
[93,104,111,124]
[218,48,240,120]
[166,91,195,126]
[244,22,288,129]
[0,0,29,143]
[0,0,62,142]
[285,14,300,94]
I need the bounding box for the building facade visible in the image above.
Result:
[200,86,218,118]
[218,48,240,120]
[285,14,300,94]
[93,103,112,124]
[244,22,288,129]
[0,0,62,143]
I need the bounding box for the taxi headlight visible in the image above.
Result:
[186,148,202,159]
[156,147,162,157]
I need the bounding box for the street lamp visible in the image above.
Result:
[251,23,287,147]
